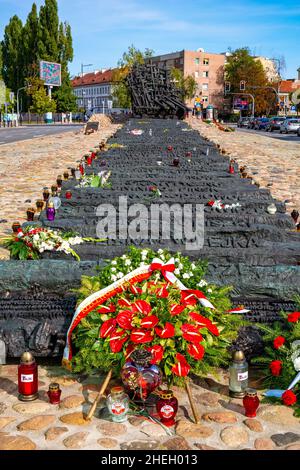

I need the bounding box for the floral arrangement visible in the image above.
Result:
[76,171,112,189]
[253,304,300,416]
[0,226,103,261]
[147,185,161,198]
[207,200,241,210]
[71,247,246,385]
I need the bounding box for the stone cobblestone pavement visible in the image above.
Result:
[0,364,299,450]
[189,118,300,217]
[0,124,120,259]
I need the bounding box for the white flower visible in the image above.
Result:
[182,273,190,279]
[178,263,183,270]
[188,272,193,277]
[33,234,40,241]
[198,280,208,287]
[174,268,180,275]
[68,236,83,246]
[191,263,196,270]
[141,249,148,256]
[175,258,180,263]
[111,260,117,265]
[125,259,131,266]
[207,288,212,293]
[141,255,147,261]
[111,275,117,282]
[121,254,127,259]
[157,249,164,254]
[111,267,116,272]
[140,262,147,267]
[293,357,300,371]
[117,272,124,279]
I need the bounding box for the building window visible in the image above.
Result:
[195,58,200,65]
[202,96,208,103]
[202,71,209,78]
[202,83,209,91]
[195,71,199,79]
[203,58,209,65]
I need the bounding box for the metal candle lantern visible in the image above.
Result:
[70,168,76,178]
[18,352,38,401]
[47,383,62,405]
[56,175,63,188]
[229,350,248,398]
[51,185,58,195]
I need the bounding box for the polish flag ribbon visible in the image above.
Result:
[150,258,175,282]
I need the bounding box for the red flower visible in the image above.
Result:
[189,312,219,336]
[130,285,142,295]
[180,291,197,306]
[287,312,300,323]
[118,298,132,307]
[170,304,186,316]
[282,390,297,406]
[97,304,116,314]
[109,331,128,353]
[140,315,159,329]
[100,319,117,338]
[155,323,175,338]
[187,343,205,360]
[207,200,215,207]
[181,324,203,343]
[125,344,135,360]
[269,360,282,376]
[273,336,286,350]
[130,329,154,344]
[156,286,169,298]
[132,300,152,315]
[116,310,133,330]
[172,353,190,377]
[147,344,164,364]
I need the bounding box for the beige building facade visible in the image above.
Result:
[150,49,225,111]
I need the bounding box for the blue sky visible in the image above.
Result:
[0,0,299,78]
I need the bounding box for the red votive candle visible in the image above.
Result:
[243,388,260,418]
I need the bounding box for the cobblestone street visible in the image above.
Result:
[1,364,299,450]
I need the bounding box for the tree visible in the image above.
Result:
[225,48,275,115]
[170,68,197,101]
[22,3,40,77]
[1,15,24,92]
[37,0,59,61]
[54,73,77,112]
[112,45,154,109]
[27,78,56,114]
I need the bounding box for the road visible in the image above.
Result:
[236,126,300,142]
[0,124,83,145]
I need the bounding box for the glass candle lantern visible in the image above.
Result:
[63,172,69,180]
[75,169,81,180]
[243,388,259,418]
[156,390,178,427]
[121,349,162,402]
[43,189,50,202]
[56,175,63,188]
[51,185,58,195]
[47,383,62,405]
[229,350,248,398]
[26,208,35,222]
[79,163,85,175]
[229,160,235,174]
[46,202,56,221]
[65,191,72,200]
[12,222,21,233]
[36,200,44,212]
[18,352,38,401]
[106,386,129,423]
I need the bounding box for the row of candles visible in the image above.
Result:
[18,141,107,227]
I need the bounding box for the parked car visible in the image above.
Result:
[279,118,300,134]
[265,117,286,132]
[247,117,257,129]
[254,118,269,130]
[237,117,251,128]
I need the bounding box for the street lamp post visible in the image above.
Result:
[81,63,93,78]
[17,85,31,126]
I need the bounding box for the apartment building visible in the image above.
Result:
[71,69,114,113]
[149,49,226,110]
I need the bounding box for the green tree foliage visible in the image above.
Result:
[1,15,24,92]
[112,45,154,109]
[1,0,76,112]
[225,48,275,115]
[29,86,56,114]
[170,68,197,101]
